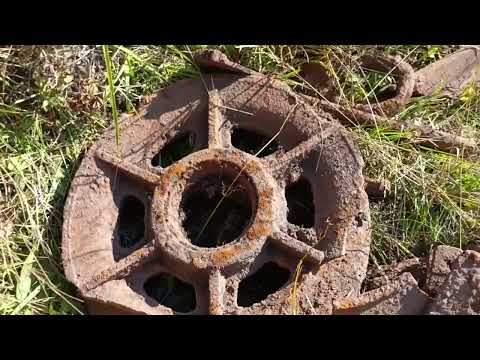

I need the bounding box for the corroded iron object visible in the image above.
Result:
[62,66,371,314]
[414,47,480,98]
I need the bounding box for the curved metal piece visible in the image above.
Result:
[350,54,416,116]
[194,48,259,76]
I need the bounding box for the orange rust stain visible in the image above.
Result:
[246,161,261,173]
[155,179,170,198]
[337,298,355,310]
[247,222,271,239]
[260,186,274,198]
[168,163,187,180]
[257,198,272,217]
[257,188,274,216]
[261,186,273,197]
[209,300,223,315]
[258,187,273,201]
[211,246,239,266]
[155,163,187,197]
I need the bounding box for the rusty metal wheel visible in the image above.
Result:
[62,72,371,315]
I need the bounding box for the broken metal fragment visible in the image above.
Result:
[349,55,416,117]
[414,47,480,98]
[300,52,477,154]
[333,272,430,315]
[427,250,480,315]
[193,48,258,76]
[424,245,463,297]
[364,257,426,291]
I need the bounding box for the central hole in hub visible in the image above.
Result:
[181,171,254,248]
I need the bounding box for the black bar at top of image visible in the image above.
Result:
[1,6,479,44]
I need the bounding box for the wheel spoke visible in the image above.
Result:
[270,231,325,265]
[208,269,226,315]
[265,126,337,177]
[81,243,157,292]
[95,149,163,186]
[208,89,230,149]
[284,223,318,247]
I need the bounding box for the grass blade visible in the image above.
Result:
[102,45,120,147]
[15,249,35,303]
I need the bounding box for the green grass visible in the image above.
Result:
[0,45,479,314]
[102,45,120,147]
